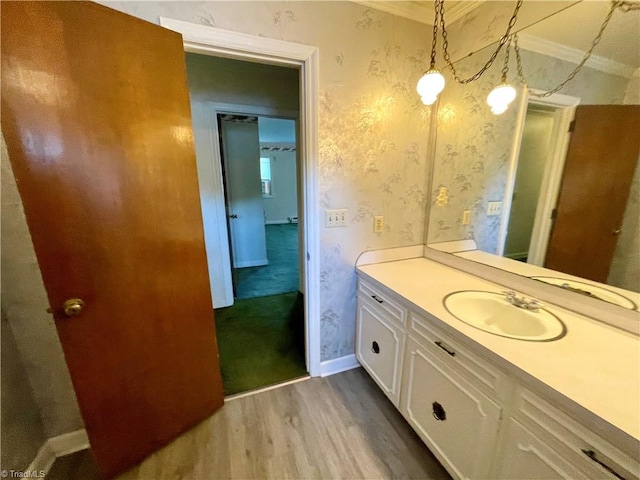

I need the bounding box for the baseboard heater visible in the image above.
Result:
[288,216,299,224]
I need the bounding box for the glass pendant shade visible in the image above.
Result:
[417,69,445,105]
[487,83,517,115]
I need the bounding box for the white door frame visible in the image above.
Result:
[497,89,579,265]
[160,18,321,377]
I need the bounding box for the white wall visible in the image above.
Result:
[262,148,298,224]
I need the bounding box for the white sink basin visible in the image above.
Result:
[530,276,637,310]
[443,291,566,341]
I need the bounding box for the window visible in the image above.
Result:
[260,157,272,197]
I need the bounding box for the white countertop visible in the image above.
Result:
[357,257,640,445]
[455,249,640,309]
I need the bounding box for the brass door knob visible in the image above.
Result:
[62,298,85,317]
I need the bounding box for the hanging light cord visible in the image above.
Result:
[515,0,630,97]
[438,0,524,84]
[429,0,439,69]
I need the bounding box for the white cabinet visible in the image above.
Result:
[355,272,640,480]
[401,336,502,479]
[356,298,405,406]
[355,278,407,406]
[496,418,587,479]
[496,387,639,480]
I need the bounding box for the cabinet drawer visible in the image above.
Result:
[496,418,588,479]
[358,277,407,327]
[356,295,405,406]
[514,387,639,480]
[400,336,502,479]
[410,312,511,400]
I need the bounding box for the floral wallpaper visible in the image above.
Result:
[427,45,631,258]
[101,1,433,361]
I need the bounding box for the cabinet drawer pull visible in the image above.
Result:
[435,341,456,357]
[371,341,380,354]
[581,449,626,480]
[432,401,446,421]
[371,295,384,303]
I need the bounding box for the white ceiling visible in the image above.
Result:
[523,2,640,69]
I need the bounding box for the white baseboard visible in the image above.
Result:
[234,258,268,268]
[48,429,90,457]
[26,429,89,476]
[27,441,57,476]
[320,354,360,377]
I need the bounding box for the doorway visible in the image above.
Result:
[185,52,307,395]
[216,112,306,394]
[499,91,579,264]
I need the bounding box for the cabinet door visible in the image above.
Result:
[356,296,405,406]
[400,337,501,480]
[496,418,588,479]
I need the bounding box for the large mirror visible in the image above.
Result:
[426,1,640,310]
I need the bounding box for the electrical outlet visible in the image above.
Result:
[462,210,471,225]
[325,208,348,227]
[486,201,502,216]
[374,216,384,233]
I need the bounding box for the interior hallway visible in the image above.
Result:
[234,223,299,299]
[47,369,451,480]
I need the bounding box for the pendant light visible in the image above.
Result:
[417,0,446,105]
[487,37,517,115]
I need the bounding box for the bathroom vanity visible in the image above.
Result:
[355,255,639,480]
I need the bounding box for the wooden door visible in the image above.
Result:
[545,105,640,282]
[1,2,224,477]
[220,118,268,269]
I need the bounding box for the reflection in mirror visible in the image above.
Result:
[426,1,640,308]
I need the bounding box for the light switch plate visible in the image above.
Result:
[486,201,502,216]
[374,216,384,233]
[462,210,471,225]
[325,208,348,227]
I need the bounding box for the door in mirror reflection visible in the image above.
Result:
[545,104,640,283]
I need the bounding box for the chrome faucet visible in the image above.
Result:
[503,291,543,312]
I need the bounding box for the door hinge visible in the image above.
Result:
[551,208,558,220]
[307,252,310,261]
[568,120,576,132]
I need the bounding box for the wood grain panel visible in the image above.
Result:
[1,2,224,477]
[545,105,640,282]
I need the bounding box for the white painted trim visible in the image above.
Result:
[26,441,56,476]
[47,429,90,457]
[191,103,235,308]
[517,33,635,79]
[496,86,529,257]
[496,88,579,260]
[26,429,90,476]
[225,375,310,401]
[320,354,361,377]
[160,18,321,377]
[355,245,424,267]
[527,93,579,266]
[352,0,483,26]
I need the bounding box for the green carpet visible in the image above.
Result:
[235,223,299,299]
[214,292,307,395]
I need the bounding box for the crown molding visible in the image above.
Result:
[352,1,483,26]
[517,33,635,79]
